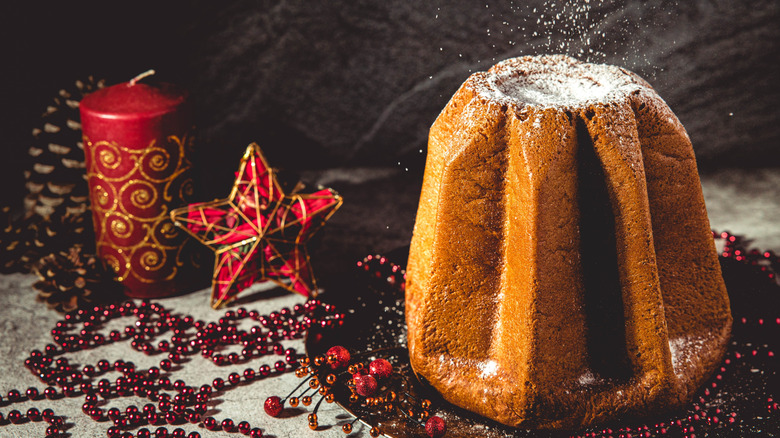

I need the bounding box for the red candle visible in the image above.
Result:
[80,71,209,298]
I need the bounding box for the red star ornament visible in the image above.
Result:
[170,143,342,308]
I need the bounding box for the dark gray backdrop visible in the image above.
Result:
[2,0,778,206]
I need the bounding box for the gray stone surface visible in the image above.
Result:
[0,167,778,437]
[0,278,352,438]
[701,168,780,251]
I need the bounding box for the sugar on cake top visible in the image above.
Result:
[475,54,648,108]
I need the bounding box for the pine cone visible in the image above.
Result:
[0,209,95,274]
[1,76,104,274]
[26,76,105,219]
[33,246,121,313]
[32,210,95,254]
[0,206,38,273]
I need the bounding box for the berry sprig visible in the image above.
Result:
[264,345,447,438]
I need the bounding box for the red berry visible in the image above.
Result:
[264,396,283,417]
[326,346,350,370]
[369,358,393,380]
[425,416,446,438]
[354,374,378,396]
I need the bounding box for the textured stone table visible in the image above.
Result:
[700,168,780,252]
[0,167,778,437]
[0,279,356,438]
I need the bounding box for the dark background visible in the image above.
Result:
[1,0,778,208]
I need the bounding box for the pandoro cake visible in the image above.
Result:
[405,54,732,429]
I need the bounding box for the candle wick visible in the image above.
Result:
[128,69,157,87]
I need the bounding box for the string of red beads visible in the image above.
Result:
[356,254,406,288]
[1,298,343,437]
[714,229,780,283]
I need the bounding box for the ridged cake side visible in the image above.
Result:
[405,55,731,429]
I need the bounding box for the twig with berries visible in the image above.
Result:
[264,345,447,438]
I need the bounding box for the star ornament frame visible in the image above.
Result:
[170,143,342,308]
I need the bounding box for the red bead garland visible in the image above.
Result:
[714,229,780,283]
[0,298,343,437]
[356,254,406,289]
[3,239,776,437]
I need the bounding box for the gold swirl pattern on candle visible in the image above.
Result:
[103,254,121,274]
[85,133,203,286]
[140,250,162,271]
[147,150,169,172]
[98,146,121,170]
[109,216,132,239]
[120,180,158,211]
[93,184,114,209]
[179,178,195,200]
[160,221,177,238]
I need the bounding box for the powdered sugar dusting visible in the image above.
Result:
[478,359,500,378]
[669,332,711,375]
[495,71,614,106]
[478,55,641,109]
[577,370,597,386]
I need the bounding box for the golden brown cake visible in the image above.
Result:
[406,54,732,429]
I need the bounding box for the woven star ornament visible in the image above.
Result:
[171,143,342,308]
